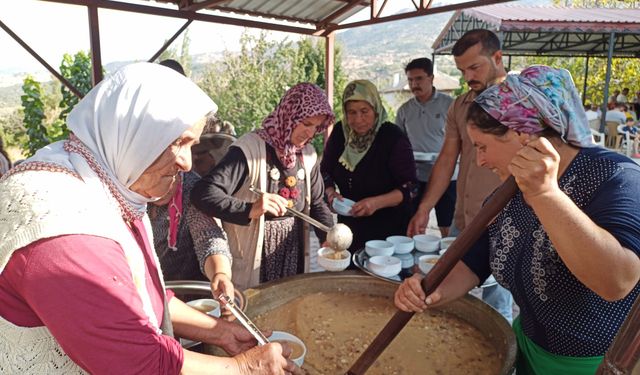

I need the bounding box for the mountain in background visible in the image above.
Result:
[336,8,454,88]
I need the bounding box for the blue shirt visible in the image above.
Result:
[463,146,640,357]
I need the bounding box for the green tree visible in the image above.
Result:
[18,51,93,156]
[201,31,298,136]
[200,31,348,153]
[0,108,26,148]
[21,76,49,156]
[56,51,93,141]
[292,37,349,152]
[508,51,640,108]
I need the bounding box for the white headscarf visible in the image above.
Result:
[28,62,217,214]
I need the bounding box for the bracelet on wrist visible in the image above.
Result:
[213,271,230,278]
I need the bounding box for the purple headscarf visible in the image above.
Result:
[257,83,335,168]
[474,65,594,147]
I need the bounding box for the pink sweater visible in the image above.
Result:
[0,220,183,374]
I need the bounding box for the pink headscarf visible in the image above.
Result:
[474,65,594,147]
[257,83,335,168]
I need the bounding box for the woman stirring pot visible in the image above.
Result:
[395,65,640,374]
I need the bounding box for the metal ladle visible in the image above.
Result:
[249,186,353,253]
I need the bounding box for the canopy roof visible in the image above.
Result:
[37,0,514,36]
[432,4,640,57]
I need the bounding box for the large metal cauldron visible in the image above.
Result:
[243,271,516,374]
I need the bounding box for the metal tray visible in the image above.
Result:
[352,248,498,288]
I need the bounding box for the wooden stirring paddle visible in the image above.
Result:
[347,176,518,375]
[596,294,640,374]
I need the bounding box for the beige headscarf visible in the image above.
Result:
[339,80,388,171]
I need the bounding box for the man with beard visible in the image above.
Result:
[396,57,456,236]
[406,29,514,322]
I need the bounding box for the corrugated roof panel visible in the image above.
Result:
[222,0,365,24]
[466,4,640,27]
[433,4,640,57]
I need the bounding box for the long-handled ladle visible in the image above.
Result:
[249,186,353,252]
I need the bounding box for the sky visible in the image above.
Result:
[0,0,414,78]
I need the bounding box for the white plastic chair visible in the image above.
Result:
[617,124,633,156]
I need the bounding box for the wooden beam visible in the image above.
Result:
[87,5,103,85]
[148,19,193,62]
[0,18,83,98]
[39,0,317,35]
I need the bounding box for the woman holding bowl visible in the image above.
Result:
[321,79,418,252]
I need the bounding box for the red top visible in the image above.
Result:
[0,220,183,374]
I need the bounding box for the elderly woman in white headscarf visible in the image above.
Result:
[0,63,298,375]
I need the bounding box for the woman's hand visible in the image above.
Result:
[394,274,444,312]
[508,137,561,204]
[350,196,379,217]
[325,187,343,210]
[214,319,272,356]
[211,272,236,321]
[234,343,301,375]
[249,193,288,219]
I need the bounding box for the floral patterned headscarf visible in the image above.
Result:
[257,83,335,169]
[474,65,594,147]
[340,80,389,171]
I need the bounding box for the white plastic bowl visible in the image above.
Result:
[187,298,221,318]
[413,234,441,253]
[440,236,456,250]
[418,254,440,274]
[332,197,356,216]
[365,240,395,257]
[317,247,351,272]
[394,252,414,268]
[367,255,402,277]
[268,331,307,367]
[386,235,414,254]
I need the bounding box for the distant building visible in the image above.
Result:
[381,68,460,110]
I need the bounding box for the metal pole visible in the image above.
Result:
[600,32,615,133]
[0,18,84,98]
[148,19,193,63]
[87,5,104,85]
[582,55,589,106]
[323,32,335,146]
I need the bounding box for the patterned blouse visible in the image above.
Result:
[149,171,231,281]
[463,147,640,357]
